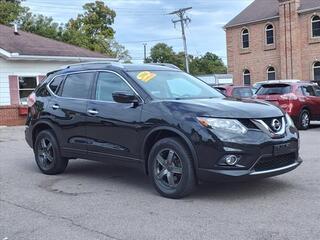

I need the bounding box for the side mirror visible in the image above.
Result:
[112,91,138,104]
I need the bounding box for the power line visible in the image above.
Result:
[119,37,181,44]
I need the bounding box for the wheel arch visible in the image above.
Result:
[300,106,312,118]
[32,121,56,147]
[142,126,198,176]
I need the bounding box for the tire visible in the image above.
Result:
[297,109,310,130]
[34,130,68,175]
[148,137,196,199]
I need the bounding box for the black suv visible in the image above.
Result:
[25,63,302,198]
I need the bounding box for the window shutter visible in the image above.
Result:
[9,75,19,106]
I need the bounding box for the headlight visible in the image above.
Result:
[285,113,295,127]
[197,117,248,135]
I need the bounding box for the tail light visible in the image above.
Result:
[27,92,36,107]
[280,93,298,100]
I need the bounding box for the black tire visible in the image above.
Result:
[34,130,68,175]
[148,137,196,199]
[297,109,310,130]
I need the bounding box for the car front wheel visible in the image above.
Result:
[148,137,196,199]
[34,130,68,175]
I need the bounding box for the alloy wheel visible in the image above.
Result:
[301,112,310,128]
[37,138,54,170]
[154,148,183,189]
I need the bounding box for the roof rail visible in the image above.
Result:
[46,61,123,76]
[62,61,123,70]
[148,63,181,70]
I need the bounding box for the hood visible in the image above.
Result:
[160,97,284,119]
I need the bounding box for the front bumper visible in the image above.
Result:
[193,122,302,182]
[198,155,302,182]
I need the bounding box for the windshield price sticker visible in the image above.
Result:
[137,71,156,82]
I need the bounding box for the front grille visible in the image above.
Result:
[261,117,283,131]
[254,153,296,172]
[239,119,259,129]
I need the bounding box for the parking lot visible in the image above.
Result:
[0,124,320,240]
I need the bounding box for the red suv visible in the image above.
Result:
[255,81,320,130]
[214,85,254,99]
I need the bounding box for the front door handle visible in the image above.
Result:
[87,109,99,115]
[52,104,60,110]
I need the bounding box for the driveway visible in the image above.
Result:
[1,123,320,240]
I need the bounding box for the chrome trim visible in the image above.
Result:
[46,70,144,104]
[251,117,286,138]
[52,104,60,110]
[87,109,99,115]
[250,162,299,176]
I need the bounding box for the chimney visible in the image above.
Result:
[14,24,19,35]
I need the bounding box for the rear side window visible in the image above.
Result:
[95,72,133,102]
[49,76,64,95]
[256,84,291,95]
[301,86,316,96]
[61,73,95,99]
[314,86,320,96]
[232,87,253,98]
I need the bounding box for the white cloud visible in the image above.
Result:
[22,0,254,63]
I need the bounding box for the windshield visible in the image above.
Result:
[128,70,224,100]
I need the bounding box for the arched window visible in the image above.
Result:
[265,24,274,44]
[267,66,276,80]
[243,69,251,85]
[313,62,320,81]
[241,28,249,48]
[312,15,320,37]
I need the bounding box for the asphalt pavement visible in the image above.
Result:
[0,123,320,240]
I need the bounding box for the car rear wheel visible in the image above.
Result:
[148,137,196,199]
[297,109,310,130]
[34,130,68,175]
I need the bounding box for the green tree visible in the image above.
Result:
[146,43,176,63]
[61,1,130,61]
[63,1,116,53]
[0,0,27,25]
[190,52,227,75]
[4,0,131,61]
[146,43,226,75]
[20,13,63,40]
[108,40,132,63]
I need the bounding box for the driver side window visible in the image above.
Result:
[95,72,133,102]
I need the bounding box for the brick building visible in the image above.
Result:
[0,24,115,126]
[225,0,320,85]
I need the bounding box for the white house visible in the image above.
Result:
[0,24,115,125]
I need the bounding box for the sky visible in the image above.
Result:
[22,0,254,63]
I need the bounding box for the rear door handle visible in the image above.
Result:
[87,109,99,115]
[52,104,60,110]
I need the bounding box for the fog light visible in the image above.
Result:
[224,155,240,166]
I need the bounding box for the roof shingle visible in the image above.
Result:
[225,0,320,28]
[0,24,111,59]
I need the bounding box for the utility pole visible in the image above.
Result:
[143,43,147,63]
[169,7,192,73]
